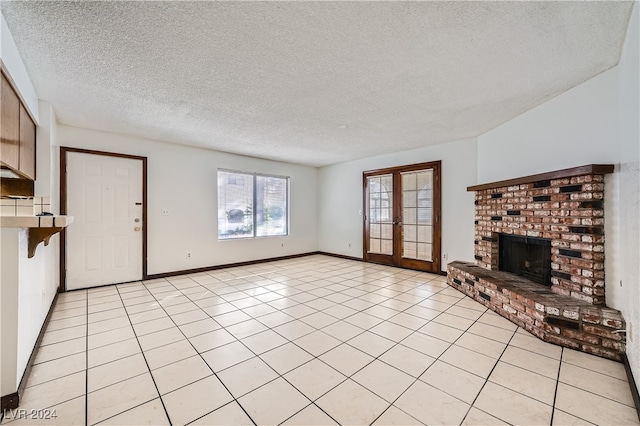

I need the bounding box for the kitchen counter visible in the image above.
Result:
[1,215,73,228]
[0,215,73,258]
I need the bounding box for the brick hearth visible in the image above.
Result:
[447,165,626,361]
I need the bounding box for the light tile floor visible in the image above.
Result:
[1,255,638,425]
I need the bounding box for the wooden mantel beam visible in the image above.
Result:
[467,164,615,192]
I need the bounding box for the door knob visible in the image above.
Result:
[134,227,141,232]
[134,218,140,223]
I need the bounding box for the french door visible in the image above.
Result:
[363,161,441,272]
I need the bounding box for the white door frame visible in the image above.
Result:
[60,147,147,291]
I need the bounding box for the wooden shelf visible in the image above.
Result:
[1,215,73,258]
[467,164,615,192]
[28,227,63,258]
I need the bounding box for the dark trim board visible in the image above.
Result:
[1,293,59,413]
[467,164,615,192]
[143,251,443,281]
[623,354,640,421]
[316,251,364,262]
[0,393,18,416]
[146,252,322,280]
[60,147,148,291]
[58,247,441,293]
[62,279,144,293]
[317,251,447,275]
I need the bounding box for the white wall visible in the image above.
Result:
[318,138,477,272]
[1,20,57,398]
[477,1,639,382]
[57,125,319,275]
[1,227,59,397]
[15,101,60,388]
[1,106,59,396]
[477,67,624,308]
[477,67,619,182]
[16,229,58,388]
[1,228,20,396]
[34,102,55,197]
[617,1,640,385]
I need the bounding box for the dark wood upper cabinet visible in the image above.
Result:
[19,103,36,180]
[1,72,36,181]
[1,74,21,173]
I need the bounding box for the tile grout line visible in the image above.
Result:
[457,325,520,425]
[7,263,435,421]
[182,268,462,374]
[141,269,423,425]
[369,297,505,425]
[76,302,622,426]
[0,292,88,426]
[192,272,362,426]
[91,284,174,426]
[85,290,89,426]
[23,288,472,423]
[549,347,564,426]
[169,267,481,424]
[138,279,259,426]
[25,256,631,425]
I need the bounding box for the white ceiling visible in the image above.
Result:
[1,1,634,167]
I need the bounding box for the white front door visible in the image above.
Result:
[66,151,143,290]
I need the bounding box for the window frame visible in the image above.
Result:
[217,168,290,240]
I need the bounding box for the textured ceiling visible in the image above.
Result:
[1,1,634,167]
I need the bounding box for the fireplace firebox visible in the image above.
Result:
[498,234,551,287]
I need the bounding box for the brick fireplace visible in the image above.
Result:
[447,165,626,361]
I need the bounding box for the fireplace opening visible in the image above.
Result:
[498,234,552,286]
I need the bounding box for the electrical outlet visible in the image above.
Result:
[161,209,170,216]
[186,252,191,259]
[281,243,284,248]
[348,243,352,248]
[443,253,448,260]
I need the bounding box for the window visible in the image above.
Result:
[218,170,289,239]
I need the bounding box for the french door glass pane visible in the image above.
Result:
[401,169,433,261]
[368,174,393,255]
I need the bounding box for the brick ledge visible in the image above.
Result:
[448,261,626,361]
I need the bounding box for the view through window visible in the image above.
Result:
[218,170,289,239]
